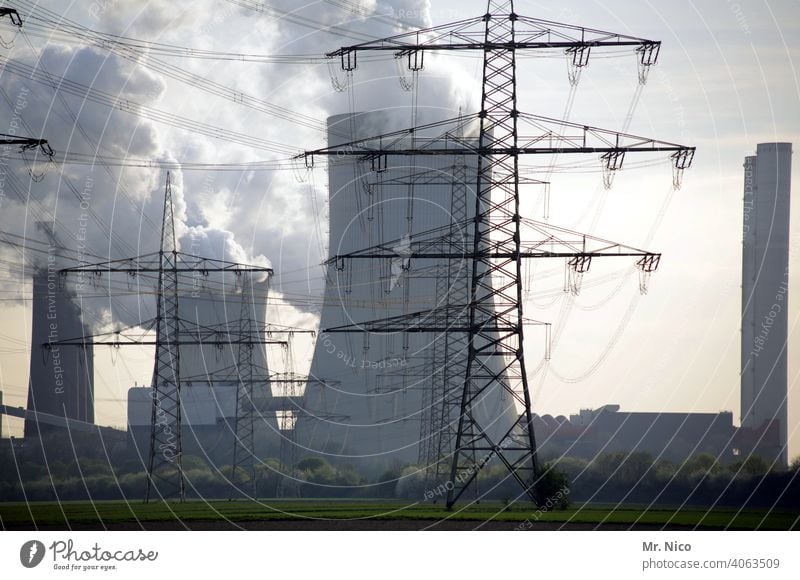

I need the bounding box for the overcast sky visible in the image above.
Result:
[0,0,797,459]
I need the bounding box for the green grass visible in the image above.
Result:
[1,500,798,529]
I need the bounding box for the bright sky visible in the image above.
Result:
[0,0,797,460]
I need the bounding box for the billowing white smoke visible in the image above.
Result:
[0,0,468,333]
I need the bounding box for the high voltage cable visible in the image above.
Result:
[3,0,644,148]
[7,0,380,59]
[222,0,386,44]
[3,19,334,63]
[8,12,307,157]
[0,5,659,172]
[1,79,157,272]
[1,19,628,63]
[5,0,364,168]
[4,153,669,173]
[30,151,297,171]
[2,9,333,133]
[12,30,166,247]
[0,56,295,154]
[4,18,298,328]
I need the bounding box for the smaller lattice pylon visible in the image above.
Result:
[230,272,258,498]
[145,172,183,502]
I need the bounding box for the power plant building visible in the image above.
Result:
[740,142,792,467]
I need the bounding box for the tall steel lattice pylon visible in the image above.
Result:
[53,173,273,502]
[303,0,695,508]
[230,272,256,498]
[451,0,535,510]
[419,118,473,488]
[146,172,184,501]
[276,365,303,498]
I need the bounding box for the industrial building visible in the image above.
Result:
[298,112,519,474]
[740,142,792,467]
[531,405,737,463]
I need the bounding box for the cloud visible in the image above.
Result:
[1,0,468,332]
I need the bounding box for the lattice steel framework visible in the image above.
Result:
[148,171,182,501]
[0,133,52,152]
[418,120,473,486]
[230,272,257,498]
[229,286,317,499]
[55,173,273,502]
[275,371,305,498]
[303,1,695,508]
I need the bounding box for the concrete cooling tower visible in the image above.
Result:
[178,285,271,388]
[298,112,520,475]
[25,264,94,437]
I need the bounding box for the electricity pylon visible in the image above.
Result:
[301,1,695,509]
[55,173,273,502]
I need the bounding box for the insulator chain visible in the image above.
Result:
[292,153,313,183]
[542,182,551,221]
[370,154,388,173]
[600,151,625,190]
[395,50,423,91]
[336,257,353,294]
[671,149,694,190]
[638,269,652,294]
[636,42,660,85]
[565,255,591,296]
[395,55,414,91]
[523,255,534,296]
[600,150,625,190]
[21,148,53,182]
[327,57,353,92]
[0,27,19,49]
[636,254,660,295]
[357,159,376,221]
[566,45,590,87]
[544,324,552,361]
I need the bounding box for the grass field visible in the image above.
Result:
[1,500,798,530]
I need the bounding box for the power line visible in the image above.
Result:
[305,1,695,509]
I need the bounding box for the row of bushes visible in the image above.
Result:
[2,438,798,507]
[549,452,800,509]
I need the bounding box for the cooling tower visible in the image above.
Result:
[178,284,271,386]
[298,112,520,475]
[740,142,792,467]
[25,265,94,437]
